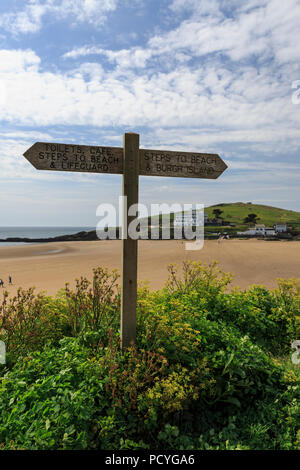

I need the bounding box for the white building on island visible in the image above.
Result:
[238,223,286,237]
[237,224,266,236]
[265,227,277,236]
[274,223,287,233]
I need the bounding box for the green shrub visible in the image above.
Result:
[0,288,67,365]
[0,267,120,365]
[0,337,97,449]
[0,261,299,450]
[212,282,300,355]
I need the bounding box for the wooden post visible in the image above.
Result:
[121,132,139,350]
[23,136,227,353]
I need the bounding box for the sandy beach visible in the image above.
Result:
[0,239,299,298]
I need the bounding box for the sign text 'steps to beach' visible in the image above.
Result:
[24,134,228,350]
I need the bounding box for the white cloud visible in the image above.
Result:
[0,0,299,221]
[1,48,299,154]
[57,0,118,26]
[63,46,104,59]
[0,0,118,35]
[149,0,300,64]
[0,49,40,73]
[0,81,6,108]
[63,46,153,69]
[0,1,300,189]
[64,0,300,73]
[170,0,224,17]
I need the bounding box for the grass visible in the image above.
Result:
[205,202,300,229]
[139,202,300,236]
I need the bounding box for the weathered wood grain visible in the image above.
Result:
[24,143,227,179]
[121,133,139,350]
[24,142,123,174]
[140,148,227,179]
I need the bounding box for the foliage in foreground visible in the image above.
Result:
[0,262,299,450]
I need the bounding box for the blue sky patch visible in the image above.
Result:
[0,0,299,225]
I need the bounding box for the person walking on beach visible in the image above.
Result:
[0,279,3,287]
[8,275,12,285]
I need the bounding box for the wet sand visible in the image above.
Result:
[0,239,299,297]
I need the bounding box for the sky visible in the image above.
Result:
[0,0,299,226]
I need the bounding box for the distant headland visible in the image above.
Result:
[0,203,299,243]
[0,230,99,244]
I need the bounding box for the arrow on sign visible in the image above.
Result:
[23,142,123,174]
[23,142,227,179]
[139,148,227,179]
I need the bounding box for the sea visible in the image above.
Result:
[0,227,94,246]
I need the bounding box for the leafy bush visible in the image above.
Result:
[212,280,300,355]
[0,288,66,365]
[0,261,299,450]
[0,267,120,365]
[0,337,98,449]
[63,266,120,337]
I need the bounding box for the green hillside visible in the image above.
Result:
[144,202,300,227]
[138,202,300,238]
[205,202,300,229]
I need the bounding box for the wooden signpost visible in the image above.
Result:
[24,133,228,350]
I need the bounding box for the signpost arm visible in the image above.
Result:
[121,132,139,350]
[23,135,227,353]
